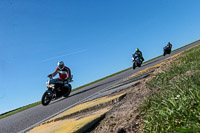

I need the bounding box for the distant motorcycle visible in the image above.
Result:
[132,54,142,69]
[163,46,172,56]
[41,76,73,106]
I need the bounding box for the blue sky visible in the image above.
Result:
[0,0,200,114]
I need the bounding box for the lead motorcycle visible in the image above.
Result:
[41,76,73,106]
[132,54,143,69]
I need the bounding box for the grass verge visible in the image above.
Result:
[140,43,200,132]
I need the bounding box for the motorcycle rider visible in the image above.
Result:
[48,61,72,82]
[166,42,172,49]
[42,61,72,105]
[163,42,172,55]
[132,48,144,62]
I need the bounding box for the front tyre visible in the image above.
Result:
[163,51,166,56]
[133,63,136,69]
[41,90,52,106]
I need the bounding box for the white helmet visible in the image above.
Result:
[57,61,65,70]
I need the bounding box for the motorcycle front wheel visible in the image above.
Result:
[163,51,166,56]
[41,90,52,106]
[133,63,136,69]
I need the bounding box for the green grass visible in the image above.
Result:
[140,43,200,132]
[1,39,199,120]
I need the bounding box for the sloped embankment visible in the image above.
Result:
[90,44,200,132]
[140,44,200,132]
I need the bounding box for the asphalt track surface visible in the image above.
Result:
[0,41,199,133]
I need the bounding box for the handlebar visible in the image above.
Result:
[47,75,53,79]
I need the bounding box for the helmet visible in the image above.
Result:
[136,48,139,52]
[57,61,65,70]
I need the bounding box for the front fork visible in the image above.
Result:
[48,88,56,99]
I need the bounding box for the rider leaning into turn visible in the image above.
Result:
[48,61,72,81]
[133,48,144,62]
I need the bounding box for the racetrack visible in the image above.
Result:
[0,40,199,133]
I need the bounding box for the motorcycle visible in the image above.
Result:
[132,54,142,69]
[41,76,73,106]
[163,46,171,56]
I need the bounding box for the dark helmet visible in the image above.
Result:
[57,61,65,70]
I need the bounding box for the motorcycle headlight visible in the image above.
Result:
[46,80,50,86]
[46,79,55,88]
[48,84,55,88]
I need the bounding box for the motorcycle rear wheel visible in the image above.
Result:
[138,61,142,67]
[63,84,72,98]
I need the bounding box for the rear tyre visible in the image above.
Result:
[138,63,141,67]
[41,90,52,106]
[63,84,72,98]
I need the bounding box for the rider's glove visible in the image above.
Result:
[48,74,52,78]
